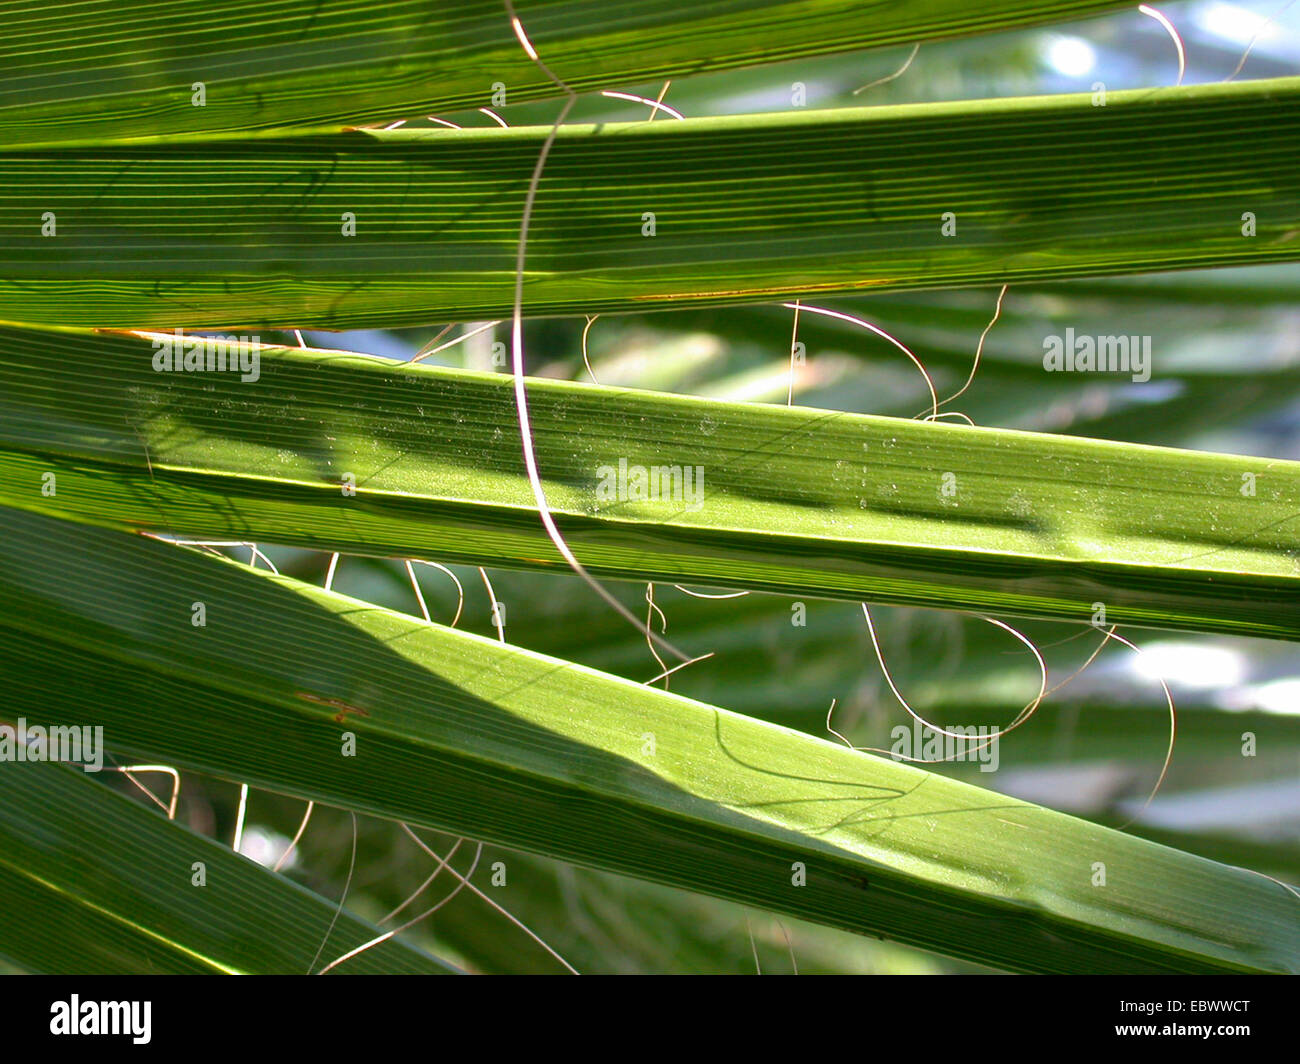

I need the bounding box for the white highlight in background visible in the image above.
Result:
[1197,1,1279,45]
[1045,34,1097,76]
[1131,641,1245,690]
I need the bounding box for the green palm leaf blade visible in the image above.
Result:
[0,0,1133,150]
[0,760,454,974]
[0,506,1296,973]
[3,78,1298,327]
[4,327,1299,640]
